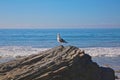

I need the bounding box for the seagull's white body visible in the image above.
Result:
[57,33,61,43]
[57,33,67,43]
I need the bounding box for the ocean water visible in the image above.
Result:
[0,28,120,77]
[0,28,120,48]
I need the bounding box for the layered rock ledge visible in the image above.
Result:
[0,46,115,80]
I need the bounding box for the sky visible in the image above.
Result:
[0,0,120,29]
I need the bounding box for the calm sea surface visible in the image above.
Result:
[0,28,120,48]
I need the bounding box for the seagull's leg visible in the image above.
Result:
[59,42,61,45]
[60,43,63,46]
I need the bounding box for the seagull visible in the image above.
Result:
[57,33,67,44]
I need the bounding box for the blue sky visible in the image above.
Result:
[0,0,120,28]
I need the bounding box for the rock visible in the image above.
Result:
[100,67,115,80]
[0,56,2,58]
[0,46,115,80]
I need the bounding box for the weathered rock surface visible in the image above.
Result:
[0,46,115,80]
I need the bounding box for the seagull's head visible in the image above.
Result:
[57,33,60,36]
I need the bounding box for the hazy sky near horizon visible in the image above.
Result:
[0,0,120,28]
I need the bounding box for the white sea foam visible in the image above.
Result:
[82,47,120,57]
[0,46,49,57]
[0,46,49,63]
[0,46,120,63]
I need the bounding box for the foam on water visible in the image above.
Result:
[0,46,50,57]
[83,47,120,57]
[0,46,49,63]
[0,46,120,63]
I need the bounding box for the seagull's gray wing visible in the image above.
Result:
[60,38,67,43]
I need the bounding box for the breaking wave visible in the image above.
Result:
[83,47,120,57]
[0,46,120,63]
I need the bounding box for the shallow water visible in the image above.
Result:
[92,57,120,70]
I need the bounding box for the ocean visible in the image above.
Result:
[0,28,120,77]
[0,28,120,48]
